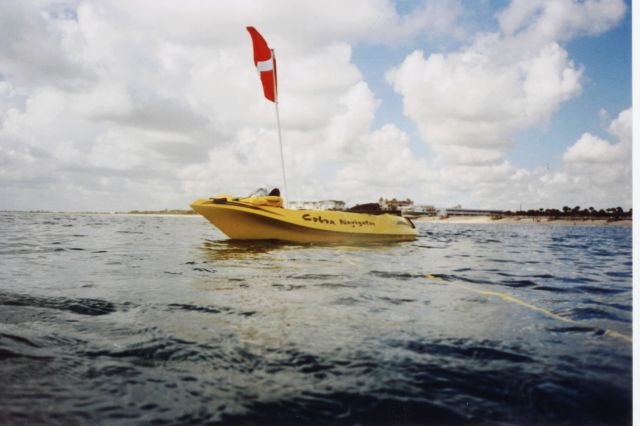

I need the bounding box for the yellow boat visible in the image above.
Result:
[190,192,416,243]
[191,31,416,243]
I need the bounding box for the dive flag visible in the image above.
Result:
[246,26,277,102]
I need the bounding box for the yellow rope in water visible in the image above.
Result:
[424,274,632,343]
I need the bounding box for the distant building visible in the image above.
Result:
[379,197,414,211]
[289,200,346,211]
[445,208,504,216]
[402,205,438,217]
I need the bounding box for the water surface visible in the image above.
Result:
[0,212,632,425]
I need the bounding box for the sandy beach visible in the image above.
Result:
[413,215,632,227]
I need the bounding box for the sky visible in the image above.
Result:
[0,0,633,211]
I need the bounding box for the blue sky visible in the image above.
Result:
[354,0,631,171]
[0,0,633,211]
[510,7,632,169]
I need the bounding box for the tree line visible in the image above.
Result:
[502,206,631,220]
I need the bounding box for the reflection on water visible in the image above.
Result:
[200,238,411,261]
[0,212,631,425]
[201,239,292,260]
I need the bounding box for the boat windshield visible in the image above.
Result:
[246,187,280,197]
[248,187,269,197]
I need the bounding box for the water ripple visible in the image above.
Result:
[0,213,631,425]
[0,291,120,316]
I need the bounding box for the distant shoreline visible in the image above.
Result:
[413,215,632,227]
[119,213,200,217]
[2,211,633,227]
[118,210,196,215]
[0,210,199,216]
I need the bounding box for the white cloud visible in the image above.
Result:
[508,107,632,210]
[498,0,627,42]
[418,103,631,210]
[385,0,628,209]
[0,0,630,211]
[0,1,88,88]
[379,0,465,44]
[607,107,632,145]
[331,123,430,202]
[387,31,586,166]
[409,107,632,211]
[563,133,626,164]
[1,0,464,210]
[560,107,632,196]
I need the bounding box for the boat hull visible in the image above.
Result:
[190,198,416,243]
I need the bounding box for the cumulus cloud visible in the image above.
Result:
[391,44,582,162]
[0,0,630,211]
[386,0,628,208]
[376,0,465,44]
[498,0,627,42]
[560,108,632,197]
[563,133,627,164]
[0,0,466,210]
[331,123,430,202]
[477,107,632,210]
[386,1,624,165]
[417,104,631,210]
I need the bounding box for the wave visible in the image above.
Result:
[0,291,120,316]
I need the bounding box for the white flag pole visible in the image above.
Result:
[271,48,289,207]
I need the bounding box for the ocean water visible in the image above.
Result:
[0,212,632,425]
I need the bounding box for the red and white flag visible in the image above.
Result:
[246,26,277,102]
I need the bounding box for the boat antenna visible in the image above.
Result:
[271,48,289,207]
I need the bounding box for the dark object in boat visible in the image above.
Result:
[346,203,401,216]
